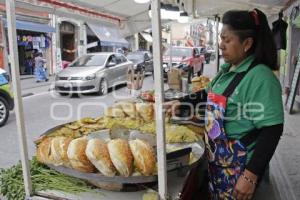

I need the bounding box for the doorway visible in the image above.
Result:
[60,21,76,62]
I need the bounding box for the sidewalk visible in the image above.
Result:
[19,75,54,97]
[270,104,300,200]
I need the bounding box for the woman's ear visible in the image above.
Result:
[243,38,254,52]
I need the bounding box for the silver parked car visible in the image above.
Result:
[54,53,132,95]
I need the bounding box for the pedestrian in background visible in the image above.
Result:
[34,52,48,82]
[24,55,34,75]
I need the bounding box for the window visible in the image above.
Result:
[147,52,152,59]
[115,54,127,63]
[115,54,124,64]
[69,54,107,67]
[164,47,193,57]
[121,55,128,63]
[199,47,205,54]
[144,53,150,61]
[193,48,200,56]
[107,55,117,67]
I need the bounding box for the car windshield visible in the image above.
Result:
[69,55,107,67]
[198,48,205,53]
[164,47,193,57]
[0,73,8,86]
[127,53,144,61]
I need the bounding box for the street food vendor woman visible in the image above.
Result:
[166,8,284,200]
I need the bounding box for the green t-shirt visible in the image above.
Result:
[208,56,284,160]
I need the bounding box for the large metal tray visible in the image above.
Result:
[37,122,205,185]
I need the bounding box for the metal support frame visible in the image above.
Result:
[215,15,220,72]
[5,0,32,197]
[3,1,169,199]
[78,22,87,56]
[50,14,57,75]
[285,17,293,88]
[168,24,172,69]
[151,0,168,199]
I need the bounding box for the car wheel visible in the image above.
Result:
[98,79,108,96]
[0,96,9,127]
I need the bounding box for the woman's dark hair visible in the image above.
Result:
[222,9,278,70]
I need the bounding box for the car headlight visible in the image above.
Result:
[85,74,96,80]
[133,64,138,70]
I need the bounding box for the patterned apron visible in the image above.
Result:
[204,59,259,199]
[205,91,247,200]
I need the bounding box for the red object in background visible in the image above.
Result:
[186,39,194,47]
[62,61,71,69]
[180,48,205,72]
[140,91,155,102]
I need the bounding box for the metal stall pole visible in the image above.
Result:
[285,17,293,93]
[215,15,220,72]
[5,0,33,197]
[151,0,168,199]
[168,23,172,71]
[50,14,57,75]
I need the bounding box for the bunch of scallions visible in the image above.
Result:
[0,158,101,200]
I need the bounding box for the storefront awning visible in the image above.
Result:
[87,23,129,48]
[140,32,152,43]
[3,19,55,33]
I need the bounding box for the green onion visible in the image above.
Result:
[0,158,102,200]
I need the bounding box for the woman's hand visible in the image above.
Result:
[233,169,258,200]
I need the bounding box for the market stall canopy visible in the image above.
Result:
[2,18,55,33]
[8,0,292,37]
[87,23,129,47]
[52,0,290,36]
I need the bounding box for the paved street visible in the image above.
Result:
[0,60,299,200]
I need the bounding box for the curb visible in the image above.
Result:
[20,76,35,80]
[22,82,52,90]
[20,75,54,80]
[21,93,34,97]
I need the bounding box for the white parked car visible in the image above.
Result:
[54,53,133,95]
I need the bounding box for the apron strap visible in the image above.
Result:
[222,60,259,97]
[223,60,261,146]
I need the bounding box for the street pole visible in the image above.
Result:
[151,0,168,199]
[5,0,32,197]
[169,24,172,69]
[285,17,293,90]
[50,14,57,75]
